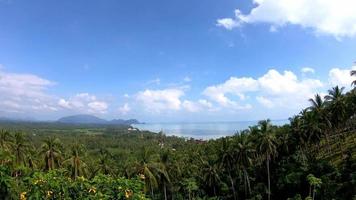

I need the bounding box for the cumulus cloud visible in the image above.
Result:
[118,103,131,115]
[135,89,214,113]
[203,77,258,109]
[203,69,323,110]
[217,0,356,38]
[328,65,356,88]
[136,89,184,113]
[257,69,323,108]
[0,69,57,114]
[181,99,215,112]
[58,93,108,114]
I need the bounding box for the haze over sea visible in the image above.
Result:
[133,120,289,139]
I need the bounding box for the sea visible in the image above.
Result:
[132,120,289,140]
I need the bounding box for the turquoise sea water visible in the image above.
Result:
[132,120,289,139]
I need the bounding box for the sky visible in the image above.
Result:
[0,0,356,122]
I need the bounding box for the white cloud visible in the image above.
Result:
[203,77,258,109]
[88,101,108,114]
[217,16,240,30]
[182,100,200,112]
[203,69,323,110]
[181,99,215,112]
[217,0,356,38]
[257,69,323,108]
[58,93,108,114]
[0,69,57,114]
[135,88,215,113]
[198,99,213,109]
[256,96,274,108]
[328,66,356,88]
[301,67,315,74]
[136,89,184,113]
[118,103,131,115]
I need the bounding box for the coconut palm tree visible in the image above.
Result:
[234,133,255,197]
[0,130,13,166]
[201,157,221,197]
[63,143,87,179]
[10,132,28,166]
[40,137,62,171]
[217,138,237,200]
[0,130,12,150]
[135,147,161,198]
[325,86,346,128]
[351,70,356,86]
[158,151,171,200]
[257,120,278,200]
[94,148,113,176]
[308,94,325,112]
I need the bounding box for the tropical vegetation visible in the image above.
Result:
[0,72,356,199]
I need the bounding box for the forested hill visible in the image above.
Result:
[57,114,141,125]
[0,85,355,199]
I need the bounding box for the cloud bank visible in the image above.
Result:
[0,65,355,120]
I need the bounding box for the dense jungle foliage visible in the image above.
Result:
[1,80,356,199]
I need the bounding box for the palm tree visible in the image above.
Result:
[135,147,161,198]
[201,158,221,197]
[257,120,278,200]
[40,137,62,171]
[308,94,324,112]
[217,138,237,200]
[234,133,255,197]
[0,130,12,150]
[325,86,346,128]
[0,130,13,166]
[10,132,28,166]
[158,151,171,200]
[94,148,113,176]
[63,143,87,179]
[351,70,356,86]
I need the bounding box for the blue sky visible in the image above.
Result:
[0,0,356,122]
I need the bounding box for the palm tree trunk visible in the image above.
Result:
[267,158,271,200]
[309,185,312,197]
[163,182,167,200]
[312,186,316,200]
[228,172,237,200]
[151,185,154,199]
[244,168,251,195]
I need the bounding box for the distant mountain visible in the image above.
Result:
[57,115,107,124]
[57,114,141,125]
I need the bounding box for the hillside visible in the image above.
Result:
[57,114,141,125]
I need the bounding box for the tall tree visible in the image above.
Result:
[325,86,346,128]
[234,133,255,197]
[10,132,28,166]
[351,70,356,86]
[201,158,221,197]
[63,143,87,179]
[0,130,12,150]
[40,137,62,171]
[158,151,171,200]
[217,138,237,200]
[257,120,278,200]
[135,147,162,198]
[94,148,114,176]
